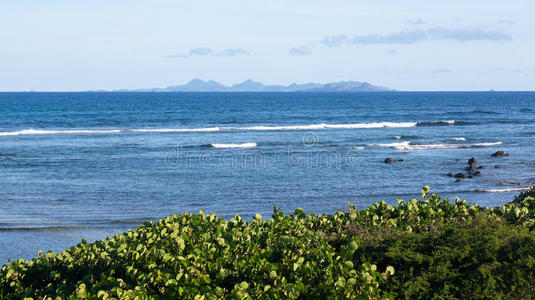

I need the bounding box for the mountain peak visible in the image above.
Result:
[164,79,227,91]
[231,79,266,91]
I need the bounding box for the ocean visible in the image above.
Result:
[1,91,534,263]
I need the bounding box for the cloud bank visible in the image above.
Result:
[164,48,250,58]
[291,27,512,54]
[289,43,315,56]
[432,69,453,74]
[407,18,426,25]
[321,28,511,47]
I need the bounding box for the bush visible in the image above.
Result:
[0,210,391,299]
[2,187,535,299]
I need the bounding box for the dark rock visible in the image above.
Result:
[491,150,509,158]
[495,165,501,169]
[468,157,478,165]
[468,175,474,178]
[466,165,476,173]
[397,159,405,162]
[455,178,462,183]
[447,173,453,177]
[384,158,394,164]
[474,171,482,176]
[477,165,486,169]
[454,173,468,178]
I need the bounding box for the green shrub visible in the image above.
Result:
[2,186,535,299]
[0,210,392,299]
[493,186,535,227]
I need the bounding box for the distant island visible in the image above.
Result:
[114,79,393,92]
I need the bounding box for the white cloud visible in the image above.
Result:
[432,69,453,74]
[289,43,315,55]
[292,27,512,54]
[164,48,250,58]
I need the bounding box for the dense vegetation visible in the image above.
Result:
[2,186,535,299]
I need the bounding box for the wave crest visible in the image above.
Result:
[210,143,257,149]
[368,141,502,150]
[475,187,528,193]
[417,120,455,126]
[0,129,123,136]
[0,120,458,137]
[131,127,221,133]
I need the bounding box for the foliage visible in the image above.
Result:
[0,210,391,299]
[2,186,535,299]
[494,186,535,228]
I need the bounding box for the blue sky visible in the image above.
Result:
[0,0,533,91]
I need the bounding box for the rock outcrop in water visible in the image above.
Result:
[449,152,512,182]
[466,165,477,173]
[450,156,491,182]
[468,157,478,166]
[491,150,509,158]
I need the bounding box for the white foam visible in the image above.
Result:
[368,141,502,151]
[229,124,327,131]
[393,142,502,151]
[324,122,418,129]
[0,121,452,137]
[353,146,365,150]
[393,136,401,139]
[420,120,455,125]
[367,141,410,148]
[229,122,418,131]
[470,142,503,147]
[394,143,457,150]
[450,137,466,141]
[0,129,123,136]
[131,127,220,133]
[210,143,257,149]
[476,187,528,193]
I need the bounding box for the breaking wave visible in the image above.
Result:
[131,127,221,133]
[0,120,458,137]
[226,122,418,131]
[0,129,122,136]
[368,141,502,150]
[416,120,455,126]
[210,143,258,149]
[474,187,528,193]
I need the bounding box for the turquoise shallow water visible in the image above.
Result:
[1,91,534,263]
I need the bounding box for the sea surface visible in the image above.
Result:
[1,92,535,263]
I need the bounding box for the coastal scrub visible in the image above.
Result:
[1,187,535,299]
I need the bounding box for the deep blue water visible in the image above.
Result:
[1,92,535,264]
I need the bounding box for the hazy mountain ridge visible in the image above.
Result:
[121,79,392,92]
